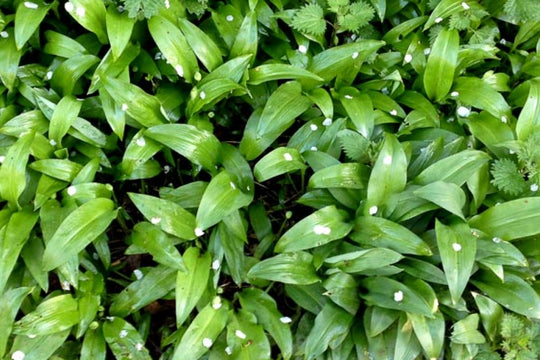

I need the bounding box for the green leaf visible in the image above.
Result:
[408,311,445,359]
[230,11,258,60]
[145,124,221,171]
[240,81,312,160]
[423,28,459,102]
[275,205,352,252]
[14,0,52,49]
[43,30,88,58]
[13,294,79,336]
[0,287,31,357]
[322,272,360,314]
[99,88,125,140]
[435,220,476,304]
[366,133,407,211]
[172,303,230,360]
[414,149,491,186]
[128,193,197,240]
[110,265,177,317]
[450,314,485,344]
[324,248,403,274]
[29,159,83,182]
[7,330,69,360]
[339,88,375,138]
[304,302,354,359]
[424,0,464,29]
[254,147,307,182]
[105,6,135,60]
[516,78,540,140]
[351,216,433,256]
[0,29,22,91]
[453,77,511,120]
[394,313,422,360]
[0,131,34,208]
[176,247,211,326]
[103,317,151,360]
[360,277,434,317]
[291,3,326,36]
[196,170,253,231]
[131,222,186,271]
[464,112,514,158]
[248,251,320,285]
[49,95,83,145]
[469,197,540,240]
[148,15,198,82]
[42,198,117,271]
[238,288,293,360]
[248,64,324,86]
[89,42,140,93]
[472,292,503,342]
[186,79,244,117]
[81,327,106,360]
[178,17,222,72]
[217,211,246,285]
[50,54,100,96]
[414,181,466,219]
[65,0,108,44]
[308,163,369,189]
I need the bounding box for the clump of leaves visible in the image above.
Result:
[491,158,527,196]
[122,0,163,18]
[500,314,540,359]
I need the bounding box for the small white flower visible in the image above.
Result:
[226,15,234,22]
[393,290,404,302]
[24,2,38,9]
[283,152,293,161]
[11,351,25,360]
[164,0,170,9]
[423,47,431,55]
[310,124,318,131]
[383,155,392,165]
[67,186,77,196]
[225,347,232,355]
[195,227,205,237]
[121,103,128,111]
[235,330,247,339]
[509,149,515,154]
[452,243,462,252]
[313,225,331,235]
[322,118,332,126]
[369,205,378,215]
[212,260,220,270]
[151,217,162,224]
[492,237,502,243]
[451,91,459,97]
[310,146,318,151]
[404,54,413,63]
[61,281,70,290]
[136,137,146,147]
[119,330,128,338]
[500,38,507,45]
[27,334,36,339]
[212,296,222,309]
[64,1,74,12]
[280,316,292,324]
[352,51,359,59]
[531,184,539,192]
[199,91,206,100]
[0,31,8,38]
[202,338,213,348]
[106,316,115,321]
[46,71,53,80]
[298,45,307,54]
[381,87,389,94]
[76,6,85,17]
[457,106,471,117]
[390,109,398,116]
[175,64,184,77]
[230,181,236,190]
[163,165,171,174]
[501,115,508,123]
[461,2,470,10]
[154,52,163,60]
[49,139,57,146]
[133,269,143,280]
[435,17,443,23]
[344,94,353,100]
[135,343,144,351]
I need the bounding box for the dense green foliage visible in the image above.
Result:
[2,0,540,359]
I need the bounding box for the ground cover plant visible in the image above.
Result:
[2,0,540,359]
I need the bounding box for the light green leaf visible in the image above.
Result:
[254,147,306,182]
[65,0,108,43]
[472,292,503,342]
[361,277,434,317]
[7,330,69,360]
[464,112,514,158]
[424,28,459,102]
[0,29,22,91]
[178,17,222,72]
[275,205,352,253]
[145,124,221,171]
[395,313,422,360]
[240,81,312,160]
[81,327,106,360]
[238,288,293,360]
[172,303,230,360]
[351,216,433,256]
[105,5,135,60]
[49,95,83,145]
[50,54,100,96]
[308,163,368,189]
[43,30,88,58]
[226,310,271,360]
[0,287,31,356]
[217,211,246,285]
[408,311,445,359]
[0,131,34,208]
[128,193,196,240]
[230,11,258,59]
[196,170,253,230]
[414,181,466,219]
[453,77,511,120]
[176,247,211,326]
[186,79,244,117]
[14,0,52,49]
[324,248,403,274]
[435,220,476,304]
[148,15,198,82]
[13,294,79,336]
[469,197,540,240]
[103,317,151,360]
[424,0,464,29]
[414,149,491,186]
[450,314,485,344]
[89,42,140,93]
[29,159,82,182]
[516,78,540,140]
[99,87,125,140]
[248,64,324,86]
[110,265,177,317]
[248,251,320,285]
[339,88,374,138]
[42,198,117,271]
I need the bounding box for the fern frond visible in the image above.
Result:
[291,4,327,36]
